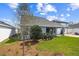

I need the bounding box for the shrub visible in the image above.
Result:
[30,25,42,41]
[5,34,20,43]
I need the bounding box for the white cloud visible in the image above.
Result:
[13,9,17,12]
[8,3,18,9]
[46,15,67,21]
[66,13,70,17]
[59,17,66,21]
[36,3,57,15]
[3,18,12,23]
[8,3,18,12]
[37,3,43,12]
[40,12,46,15]
[60,14,64,17]
[67,7,71,11]
[69,3,79,10]
[45,4,57,12]
[46,16,58,21]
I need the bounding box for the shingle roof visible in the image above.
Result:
[52,20,69,24]
[69,23,79,28]
[20,15,67,28]
[0,21,15,29]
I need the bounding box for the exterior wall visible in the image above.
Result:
[56,28,62,35]
[41,27,57,35]
[41,27,46,33]
[0,27,16,42]
[64,28,69,34]
[20,26,30,40]
[56,28,66,35]
[21,26,65,40]
[52,28,57,35]
[65,28,79,34]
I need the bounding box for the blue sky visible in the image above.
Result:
[0,3,79,26]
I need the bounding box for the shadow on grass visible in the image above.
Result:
[5,38,17,43]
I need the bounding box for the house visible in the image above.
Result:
[18,4,68,39]
[0,21,16,42]
[65,23,79,35]
[20,15,68,39]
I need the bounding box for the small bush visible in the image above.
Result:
[30,25,42,41]
[42,33,54,40]
[5,34,20,43]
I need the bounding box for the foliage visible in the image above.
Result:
[30,25,42,41]
[36,36,79,56]
[42,33,54,40]
[5,34,20,43]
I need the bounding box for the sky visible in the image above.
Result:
[0,3,79,26]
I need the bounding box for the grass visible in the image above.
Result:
[5,34,20,43]
[0,35,79,56]
[5,37,18,43]
[0,34,20,46]
[36,36,79,56]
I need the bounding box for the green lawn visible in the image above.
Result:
[0,35,79,56]
[36,36,79,56]
[0,34,20,46]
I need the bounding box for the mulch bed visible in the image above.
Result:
[0,40,64,56]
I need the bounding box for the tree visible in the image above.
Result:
[17,3,30,56]
[17,3,35,55]
[30,25,42,41]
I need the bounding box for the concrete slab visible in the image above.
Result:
[64,34,79,37]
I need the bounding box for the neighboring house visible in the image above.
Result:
[65,23,79,35]
[0,21,16,42]
[20,15,68,39]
